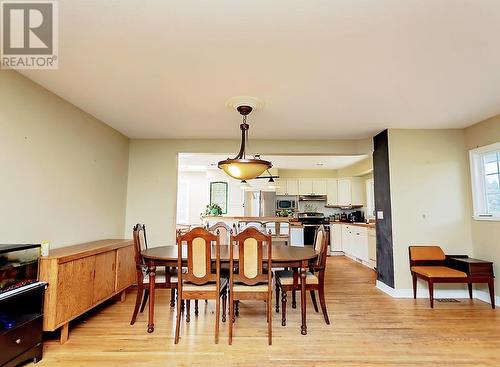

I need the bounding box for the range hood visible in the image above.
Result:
[299,195,327,201]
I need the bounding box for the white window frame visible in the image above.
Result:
[469,141,500,221]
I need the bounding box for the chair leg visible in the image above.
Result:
[215,297,220,344]
[310,290,319,312]
[488,280,495,309]
[170,288,176,307]
[412,274,417,299]
[228,294,234,345]
[186,300,191,322]
[140,289,149,313]
[222,291,227,322]
[275,285,280,313]
[281,290,287,326]
[174,294,182,344]
[235,300,239,316]
[268,293,272,346]
[318,284,330,325]
[428,281,434,309]
[467,283,473,299]
[292,290,297,309]
[130,287,144,325]
[195,300,199,316]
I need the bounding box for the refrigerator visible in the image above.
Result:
[244,190,276,217]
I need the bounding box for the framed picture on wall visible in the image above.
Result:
[210,181,228,214]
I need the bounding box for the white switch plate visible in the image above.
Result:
[377,211,384,219]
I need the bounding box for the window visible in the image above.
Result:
[470,142,500,220]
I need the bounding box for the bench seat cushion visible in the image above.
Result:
[411,266,467,278]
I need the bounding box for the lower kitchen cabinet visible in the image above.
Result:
[329,223,342,254]
[340,224,373,269]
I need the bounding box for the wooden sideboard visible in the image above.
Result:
[39,239,136,343]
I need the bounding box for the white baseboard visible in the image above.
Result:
[376,280,498,308]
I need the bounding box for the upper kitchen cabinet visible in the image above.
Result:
[298,179,327,195]
[337,177,364,206]
[276,179,299,196]
[312,180,327,195]
[326,179,338,205]
[298,180,313,195]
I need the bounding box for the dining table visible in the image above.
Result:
[141,244,319,335]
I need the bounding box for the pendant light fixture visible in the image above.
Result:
[218,100,272,180]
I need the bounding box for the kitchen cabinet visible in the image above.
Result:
[289,226,304,246]
[326,179,338,205]
[368,228,376,264]
[312,180,327,195]
[298,179,327,195]
[337,178,364,206]
[329,223,342,253]
[341,224,369,263]
[277,179,299,196]
[298,180,313,195]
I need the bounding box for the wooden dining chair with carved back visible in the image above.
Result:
[228,227,273,345]
[175,227,228,344]
[274,225,330,327]
[130,224,178,325]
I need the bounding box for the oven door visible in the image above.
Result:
[302,224,318,246]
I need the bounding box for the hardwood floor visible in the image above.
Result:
[39,256,500,367]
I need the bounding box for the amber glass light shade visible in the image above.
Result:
[218,158,271,180]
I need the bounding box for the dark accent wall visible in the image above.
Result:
[373,130,395,288]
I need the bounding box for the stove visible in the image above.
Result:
[297,212,330,246]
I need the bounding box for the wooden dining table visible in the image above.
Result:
[141,244,318,335]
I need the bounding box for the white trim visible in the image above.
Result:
[376,280,498,307]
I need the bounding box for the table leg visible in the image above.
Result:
[147,264,156,333]
[300,260,307,335]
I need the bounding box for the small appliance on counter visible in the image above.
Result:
[347,210,364,223]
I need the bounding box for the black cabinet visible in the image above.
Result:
[0,282,46,367]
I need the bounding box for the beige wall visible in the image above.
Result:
[125,138,372,245]
[388,129,474,289]
[338,156,373,177]
[0,71,129,248]
[464,116,500,294]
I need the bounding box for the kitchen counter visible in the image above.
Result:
[202,215,294,222]
[329,221,376,229]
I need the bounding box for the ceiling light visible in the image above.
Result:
[240,180,251,190]
[218,102,272,180]
[266,176,278,191]
[316,162,324,166]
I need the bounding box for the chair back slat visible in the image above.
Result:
[314,225,328,268]
[208,222,232,245]
[230,227,272,286]
[132,224,148,266]
[177,227,219,285]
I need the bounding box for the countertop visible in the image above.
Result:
[329,221,376,229]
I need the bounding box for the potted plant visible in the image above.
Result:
[204,203,223,216]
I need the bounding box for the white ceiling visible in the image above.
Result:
[178,153,368,171]
[20,0,500,139]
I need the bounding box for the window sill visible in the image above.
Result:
[473,216,500,222]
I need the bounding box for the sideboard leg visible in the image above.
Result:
[120,290,127,302]
[60,323,69,344]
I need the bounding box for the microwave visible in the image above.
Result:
[277,199,296,210]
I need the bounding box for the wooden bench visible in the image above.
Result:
[409,246,495,309]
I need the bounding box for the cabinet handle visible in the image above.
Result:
[15,338,21,344]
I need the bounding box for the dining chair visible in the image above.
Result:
[228,227,273,345]
[130,224,178,325]
[175,227,228,344]
[274,225,330,327]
